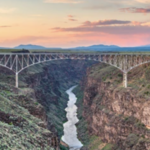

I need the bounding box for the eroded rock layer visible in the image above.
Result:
[76,63,150,150]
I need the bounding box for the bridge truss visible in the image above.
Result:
[0,53,150,88]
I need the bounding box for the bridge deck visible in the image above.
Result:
[0,52,149,88]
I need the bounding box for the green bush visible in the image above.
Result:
[144,91,149,95]
[147,84,150,89]
[118,74,123,78]
[8,122,13,125]
[102,76,107,81]
[102,144,113,150]
[60,144,69,150]
[145,68,150,81]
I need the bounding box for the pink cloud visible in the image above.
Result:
[131,21,142,26]
[67,15,78,21]
[0,25,12,28]
[120,7,150,14]
[50,19,150,47]
[82,20,131,26]
[44,0,82,4]
[68,15,74,18]
[52,25,150,35]
[69,18,77,21]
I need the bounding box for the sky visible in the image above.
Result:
[0,0,150,48]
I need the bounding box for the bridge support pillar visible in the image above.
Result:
[16,73,18,88]
[123,72,127,88]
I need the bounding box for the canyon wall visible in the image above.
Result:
[0,60,95,149]
[1,58,150,150]
[76,63,150,150]
[22,60,95,137]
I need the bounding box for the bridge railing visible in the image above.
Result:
[0,53,149,88]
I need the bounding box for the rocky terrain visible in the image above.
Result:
[1,57,150,150]
[75,63,150,150]
[0,59,95,149]
[0,84,59,150]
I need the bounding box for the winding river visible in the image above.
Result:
[62,86,83,150]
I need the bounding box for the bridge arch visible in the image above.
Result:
[127,60,150,72]
[15,58,118,88]
[0,53,149,88]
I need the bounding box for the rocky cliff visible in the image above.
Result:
[0,59,95,149]
[76,63,150,150]
[1,57,150,150]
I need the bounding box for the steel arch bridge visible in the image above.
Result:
[0,53,150,88]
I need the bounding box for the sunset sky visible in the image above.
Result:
[1,0,150,48]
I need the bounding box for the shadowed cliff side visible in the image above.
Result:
[0,60,96,149]
[75,63,150,150]
[21,60,96,137]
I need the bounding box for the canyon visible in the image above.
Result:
[0,59,95,149]
[0,59,150,149]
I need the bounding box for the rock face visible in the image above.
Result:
[0,87,59,150]
[23,60,96,136]
[77,63,150,150]
[0,59,95,149]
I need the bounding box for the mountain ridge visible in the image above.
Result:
[0,44,150,51]
[14,44,62,50]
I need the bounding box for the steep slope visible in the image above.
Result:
[0,59,96,149]
[0,87,58,150]
[76,63,150,150]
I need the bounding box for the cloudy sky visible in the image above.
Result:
[0,0,150,47]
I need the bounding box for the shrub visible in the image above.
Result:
[102,144,113,150]
[147,84,150,89]
[9,122,13,125]
[144,91,149,95]
[145,68,150,81]
[118,74,123,78]
[60,144,69,150]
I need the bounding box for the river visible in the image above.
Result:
[62,86,83,150]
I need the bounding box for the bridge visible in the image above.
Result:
[0,53,149,88]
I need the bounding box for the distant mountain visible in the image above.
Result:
[70,44,150,52]
[0,47,10,49]
[140,44,150,47]
[14,44,61,50]
[0,44,150,52]
[14,44,47,49]
[71,44,120,51]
